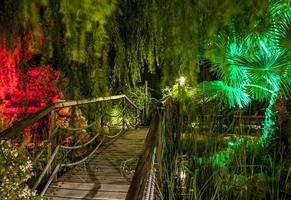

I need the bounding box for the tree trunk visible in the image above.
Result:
[259,89,279,147]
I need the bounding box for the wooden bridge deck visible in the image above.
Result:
[44,128,148,200]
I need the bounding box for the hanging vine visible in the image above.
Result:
[0,0,274,97]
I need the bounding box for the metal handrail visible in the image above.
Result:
[32,145,60,191]
[40,164,60,196]
[0,94,139,139]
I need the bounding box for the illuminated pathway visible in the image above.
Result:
[44,128,148,200]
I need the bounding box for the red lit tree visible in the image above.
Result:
[0,39,61,144]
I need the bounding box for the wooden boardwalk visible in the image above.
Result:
[44,128,148,200]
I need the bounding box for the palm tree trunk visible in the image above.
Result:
[259,89,279,147]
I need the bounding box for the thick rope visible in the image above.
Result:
[105,128,124,139]
[144,147,156,200]
[59,120,98,132]
[60,131,100,150]
[60,140,103,167]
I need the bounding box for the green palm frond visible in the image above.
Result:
[276,12,291,50]
[232,47,291,100]
[210,34,251,87]
[266,0,291,50]
[197,81,250,109]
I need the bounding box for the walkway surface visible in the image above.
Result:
[44,128,148,200]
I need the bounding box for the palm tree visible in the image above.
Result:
[198,1,291,147]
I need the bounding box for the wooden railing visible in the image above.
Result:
[126,110,162,200]
[127,99,182,200]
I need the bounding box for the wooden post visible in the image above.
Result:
[135,108,138,129]
[48,110,56,174]
[144,80,148,125]
[122,98,125,130]
[100,103,105,136]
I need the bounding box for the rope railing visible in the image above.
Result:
[0,94,141,195]
[59,131,101,150]
[143,148,156,200]
[60,140,104,168]
[104,128,124,139]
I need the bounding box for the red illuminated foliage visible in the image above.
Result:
[0,37,61,144]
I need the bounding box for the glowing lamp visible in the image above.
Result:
[178,76,186,86]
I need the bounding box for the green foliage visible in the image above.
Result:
[197,81,250,109]
[0,0,279,95]
[58,0,116,63]
[196,1,291,146]
[126,87,150,110]
[108,0,272,87]
[166,130,291,200]
[0,0,116,100]
[162,84,196,103]
[266,0,291,50]
[108,105,123,125]
[160,1,290,149]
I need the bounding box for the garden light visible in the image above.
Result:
[177,76,186,86]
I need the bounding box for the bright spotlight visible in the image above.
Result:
[178,76,186,86]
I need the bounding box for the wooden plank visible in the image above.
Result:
[107,144,144,147]
[45,188,127,199]
[74,162,123,167]
[100,150,142,155]
[70,167,122,173]
[65,171,123,176]
[93,154,140,158]
[60,174,130,180]
[46,197,80,200]
[89,159,137,163]
[92,156,140,160]
[47,197,124,200]
[50,182,129,192]
[90,158,138,163]
[97,149,143,153]
[56,177,130,185]
[96,150,142,157]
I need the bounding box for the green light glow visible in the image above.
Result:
[195,149,234,168]
[259,89,279,146]
[259,40,269,54]
[228,138,244,148]
[210,17,290,147]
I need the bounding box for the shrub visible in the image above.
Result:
[0,140,43,200]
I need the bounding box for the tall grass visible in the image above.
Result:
[157,103,290,200]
